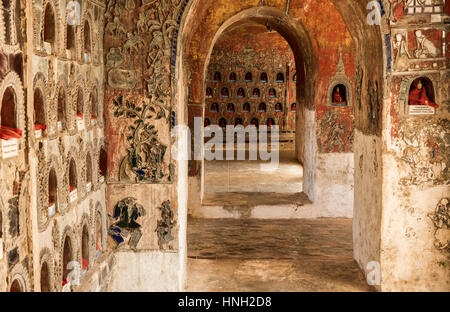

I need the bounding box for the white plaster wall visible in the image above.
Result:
[380,158,449,291]
[187,176,201,216]
[105,251,180,292]
[352,129,382,282]
[301,107,316,201]
[314,153,354,217]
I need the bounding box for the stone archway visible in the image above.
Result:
[181,5,318,213]
[175,0,385,290]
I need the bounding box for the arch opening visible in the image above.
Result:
[62,235,73,286]
[76,88,84,119]
[69,158,77,199]
[10,279,22,292]
[40,262,50,292]
[91,87,98,122]
[33,88,46,136]
[83,20,91,61]
[81,225,89,271]
[86,153,92,191]
[48,168,57,216]
[1,86,18,130]
[57,87,66,131]
[43,3,56,51]
[99,148,107,181]
[95,211,102,257]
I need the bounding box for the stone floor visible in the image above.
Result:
[186,218,373,292]
[204,150,303,193]
[189,149,370,291]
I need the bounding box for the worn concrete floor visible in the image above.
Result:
[187,149,370,292]
[186,218,372,292]
[204,150,302,193]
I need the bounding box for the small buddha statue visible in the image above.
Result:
[332,86,346,104]
[408,80,438,108]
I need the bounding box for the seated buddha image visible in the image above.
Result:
[275,103,282,112]
[276,73,284,82]
[267,118,275,127]
[243,103,250,112]
[229,72,237,82]
[260,72,268,82]
[245,72,252,82]
[332,85,347,106]
[408,79,438,108]
[221,88,229,97]
[258,103,267,112]
[237,88,245,98]
[253,88,260,97]
[235,117,243,126]
[211,103,219,112]
[206,87,213,98]
[227,103,235,112]
[268,88,276,98]
[250,118,259,128]
[219,118,227,128]
[291,103,296,111]
[214,72,221,81]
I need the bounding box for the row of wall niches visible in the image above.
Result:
[206,87,285,98]
[209,102,297,112]
[209,71,296,83]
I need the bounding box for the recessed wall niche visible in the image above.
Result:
[10,278,23,292]
[95,211,102,257]
[1,86,18,129]
[48,168,57,217]
[43,3,56,53]
[81,225,89,272]
[40,262,51,292]
[33,88,46,137]
[57,87,66,131]
[405,76,438,115]
[99,148,107,182]
[62,235,73,287]
[326,50,352,107]
[86,153,92,192]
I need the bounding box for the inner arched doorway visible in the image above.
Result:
[176,0,384,291]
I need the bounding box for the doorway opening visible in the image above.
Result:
[200,21,307,217]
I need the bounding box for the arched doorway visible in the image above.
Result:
[200,20,305,211]
[181,6,318,214]
[176,1,384,291]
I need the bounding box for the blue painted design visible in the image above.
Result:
[385,34,391,72]
[378,0,385,16]
[171,0,191,68]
